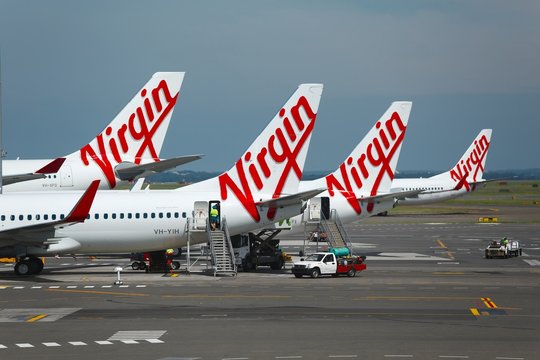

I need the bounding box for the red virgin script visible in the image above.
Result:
[218,96,317,222]
[325,112,406,215]
[450,134,490,191]
[79,80,178,188]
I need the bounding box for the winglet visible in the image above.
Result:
[35,158,66,174]
[64,180,100,223]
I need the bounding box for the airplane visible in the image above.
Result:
[0,83,325,275]
[269,101,414,233]
[390,129,492,205]
[1,72,202,192]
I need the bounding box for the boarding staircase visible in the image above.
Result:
[314,209,354,256]
[208,218,237,276]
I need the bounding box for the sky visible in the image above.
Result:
[0,1,538,172]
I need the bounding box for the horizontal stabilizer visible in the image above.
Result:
[115,154,203,181]
[256,188,326,208]
[358,189,423,202]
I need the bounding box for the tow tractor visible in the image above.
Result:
[485,239,522,259]
[130,251,180,272]
[231,231,286,271]
[291,251,366,278]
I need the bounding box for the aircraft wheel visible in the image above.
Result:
[14,260,31,276]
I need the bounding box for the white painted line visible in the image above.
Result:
[222,358,249,360]
[95,341,113,345]
[69,341,87,346]
[495,357,524,360]
[49,286,60,289]
[102,285,112,288]
[523,259,540,266]
[66,286,77,289]
[145,339,164,344]
[439,356,469,359]
[121,340,139,344]
[0,344,6,349]
[108,330,167,341]
[16,343,34,348]
[384,356,413,358]
[119,285,129,288]
[276,356,303,359]
[136,285,147,288]
[84,286,95,289]
[43,342,61,347]
[329,356,358,358]
[13,286,24,289]
[31,286,42,289]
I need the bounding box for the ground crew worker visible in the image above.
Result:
[501,237,509,246]
[165,249,174,274]
[210,205,219,230]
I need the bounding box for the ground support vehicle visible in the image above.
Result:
[291,252,366,278]
[231,231,286,271]
[485,240,522,258]
[130,251,180,272]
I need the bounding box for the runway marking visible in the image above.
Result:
[96,341,113,345]
[523,259,540,266]
[121,340,139,344]
[384,356,413,358]
[16,343,34,348]
[438,356,469,359]
[495,357,525,360]
[162,294,290,299]
[275,356,303,359]
[26,314,48,323]
[482,297,497,309]
[354,296,476,301]
[46,289,148,297]
[43,342,61,347]
[0,344,6,349]
[69,341,87,346]
[108,330,166,341]
[328,356,358,358]
[470,308,480,316]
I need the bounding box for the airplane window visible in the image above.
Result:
[136,213,140,219]
[60,214,65,220]
[27,215,32,221]
[112,213,117,219]
[166,212,171,218]
[10,215,15,221]
[52,214,57,220]
[104,213,108,220]
[157,213,162,219]
[19,215,24,221]
[44,214,48,220]
[151,213,156,219]
[86,214,90,219]
[128,213,132,219]
[182,212,186,218]
[143,213,148,219]
[95,214,99,220]
[36,215,40,220]
[120,213,124,219]
[0,215,4,221]
[174,212,180,218]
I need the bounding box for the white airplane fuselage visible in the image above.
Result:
[391,177,481,205]
[0,187,303,256]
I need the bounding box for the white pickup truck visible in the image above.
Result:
[291,252,366,278]
[485,239,522,259]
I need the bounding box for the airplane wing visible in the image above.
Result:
[0,180,100,244]
[2,158,66,186]
[357,189,424,202]
[114,154,204,181]
[256,188,326,208]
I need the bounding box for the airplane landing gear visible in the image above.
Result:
[14,257,44,276]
